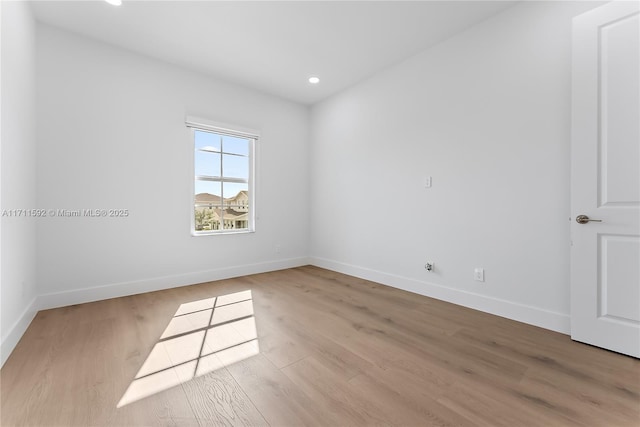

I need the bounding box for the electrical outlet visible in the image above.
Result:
[474,268,484,282]
[275,245,282,254]
[425,261,434,272]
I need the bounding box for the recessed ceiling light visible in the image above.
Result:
[105,0,122,6]
[308,76,320,84]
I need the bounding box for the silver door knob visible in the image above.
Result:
[576,214,602,224]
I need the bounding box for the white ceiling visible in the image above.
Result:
[30,1,516,105]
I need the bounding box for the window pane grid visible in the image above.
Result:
[196,149,248,158]
[192,128,253,234]
[195,176,248,183]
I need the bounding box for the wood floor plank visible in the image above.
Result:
[453,326,640,395]
[2,309,95,426]
[436,380,584,427]
[180,368,267,426]
[251,286,374,379]
[517,369,640,426]
[281,355,392,426]
[108,296,199,427]
[253,316,312,369]
[226,353,326,426]
[347,371,476,427]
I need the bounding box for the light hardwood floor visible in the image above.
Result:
[1,266,639,426]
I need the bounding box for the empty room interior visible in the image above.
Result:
[1,0,639,426]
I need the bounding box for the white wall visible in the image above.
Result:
[310,1,603,333]
[35,25,309,306]
[1,1,39,365]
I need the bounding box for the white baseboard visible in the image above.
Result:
[1,296,38,367]
[310,256,570,335]
[37,257,311,311]
[0,257,309,368]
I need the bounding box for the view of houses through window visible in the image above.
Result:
[194,190,249,231]
[192,128,254,233]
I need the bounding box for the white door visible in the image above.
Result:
[571,1,640,358]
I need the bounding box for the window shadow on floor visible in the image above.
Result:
[117,290,259,407]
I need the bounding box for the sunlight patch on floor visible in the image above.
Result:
[117,290,259,407]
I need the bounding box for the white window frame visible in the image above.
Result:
[186,116,258,236]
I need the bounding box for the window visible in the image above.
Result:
[187,118,257,235]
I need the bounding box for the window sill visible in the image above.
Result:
[191,229,255,237]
